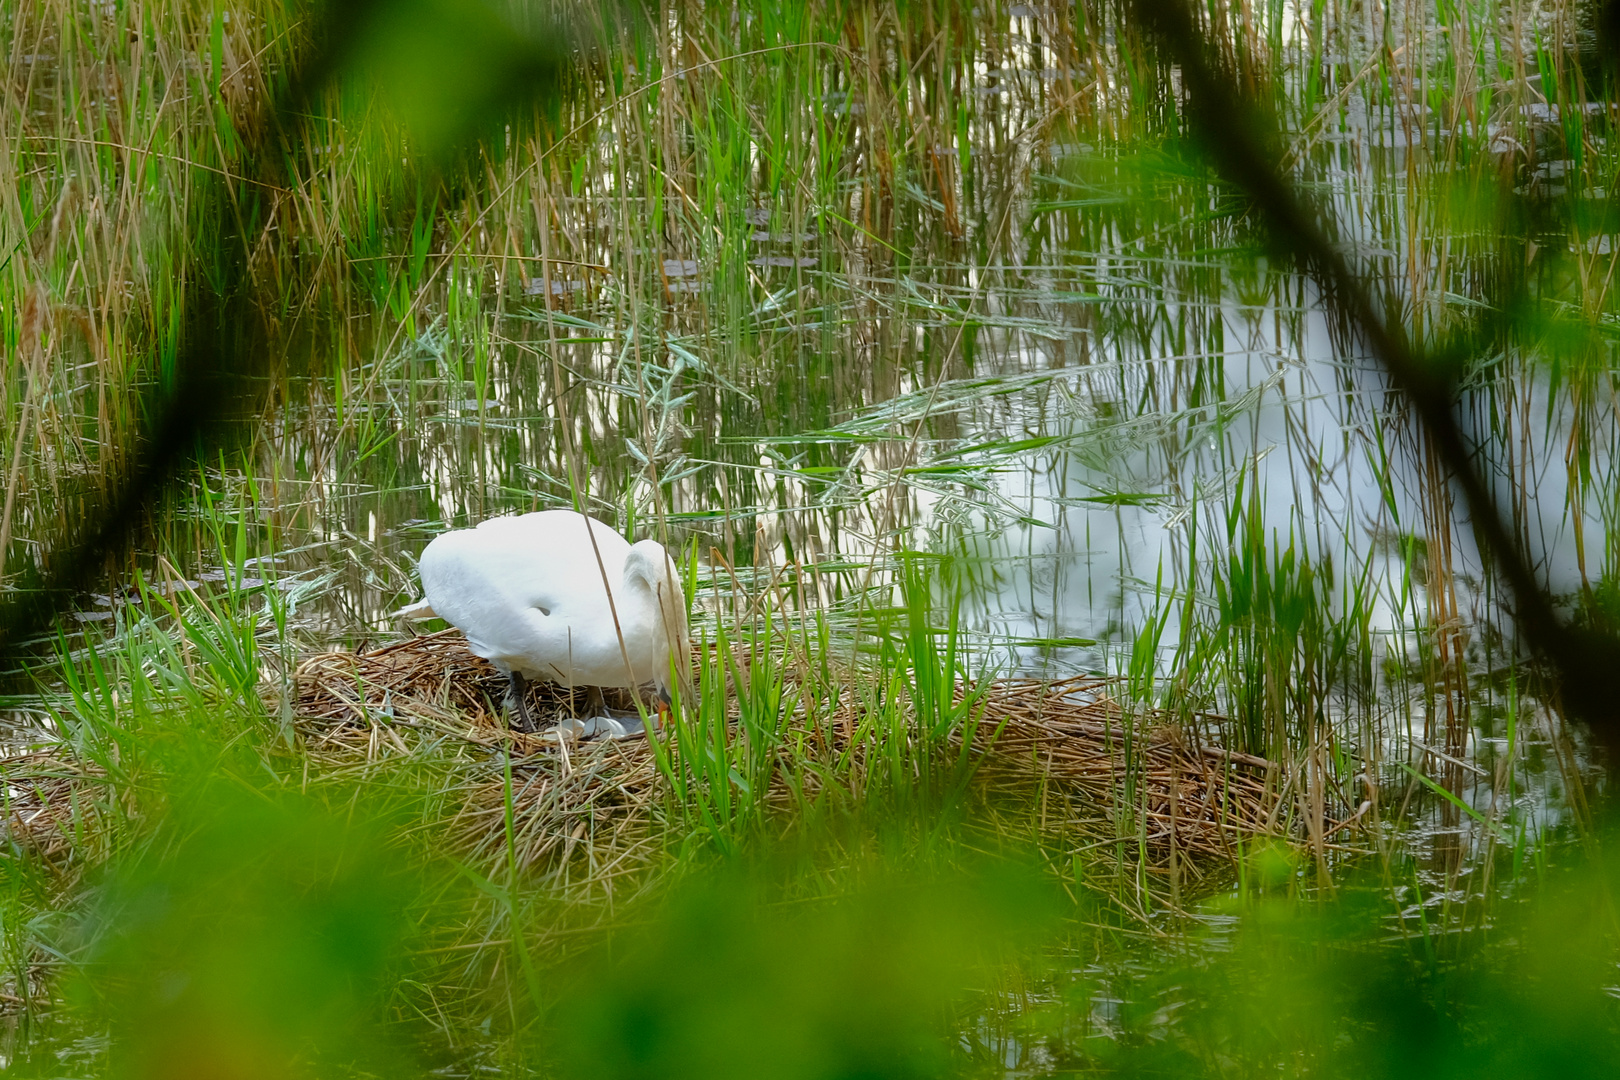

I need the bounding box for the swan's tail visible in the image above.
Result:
[392,597,438,620]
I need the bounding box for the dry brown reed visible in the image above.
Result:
[1,750,105,865]
[290,627,641,747]
[958,677,1303,900]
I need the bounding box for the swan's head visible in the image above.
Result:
[623,539,691,700]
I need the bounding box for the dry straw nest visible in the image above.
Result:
[290,629,1325,883]
[2,752,107,866]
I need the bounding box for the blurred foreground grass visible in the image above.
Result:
[6,750,1619,1077]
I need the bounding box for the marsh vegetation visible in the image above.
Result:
[2,0,1619,1075]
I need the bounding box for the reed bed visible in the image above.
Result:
[961,677,1290,860]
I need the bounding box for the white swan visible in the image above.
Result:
[397,510,689,735]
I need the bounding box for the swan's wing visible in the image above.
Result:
[466,512,631,607]
[415,512,643,684]
[511,514,633,617]
[509,557,625,620]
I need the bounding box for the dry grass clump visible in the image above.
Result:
[1,750,105,866]
[960,678,1290,887]
[290,632,1311,889]
[0,750,97,1010]
[456,739,666,903]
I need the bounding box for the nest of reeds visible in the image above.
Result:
[290,628,643,745]
[291,629,670,895]
[1,750,107,864]
[289,631,1312,884]
[956,678,1287,873]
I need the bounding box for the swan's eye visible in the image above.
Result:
[536,606,551,617]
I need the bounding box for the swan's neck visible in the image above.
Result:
[620,563,673,630]
[620,550,688,688]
